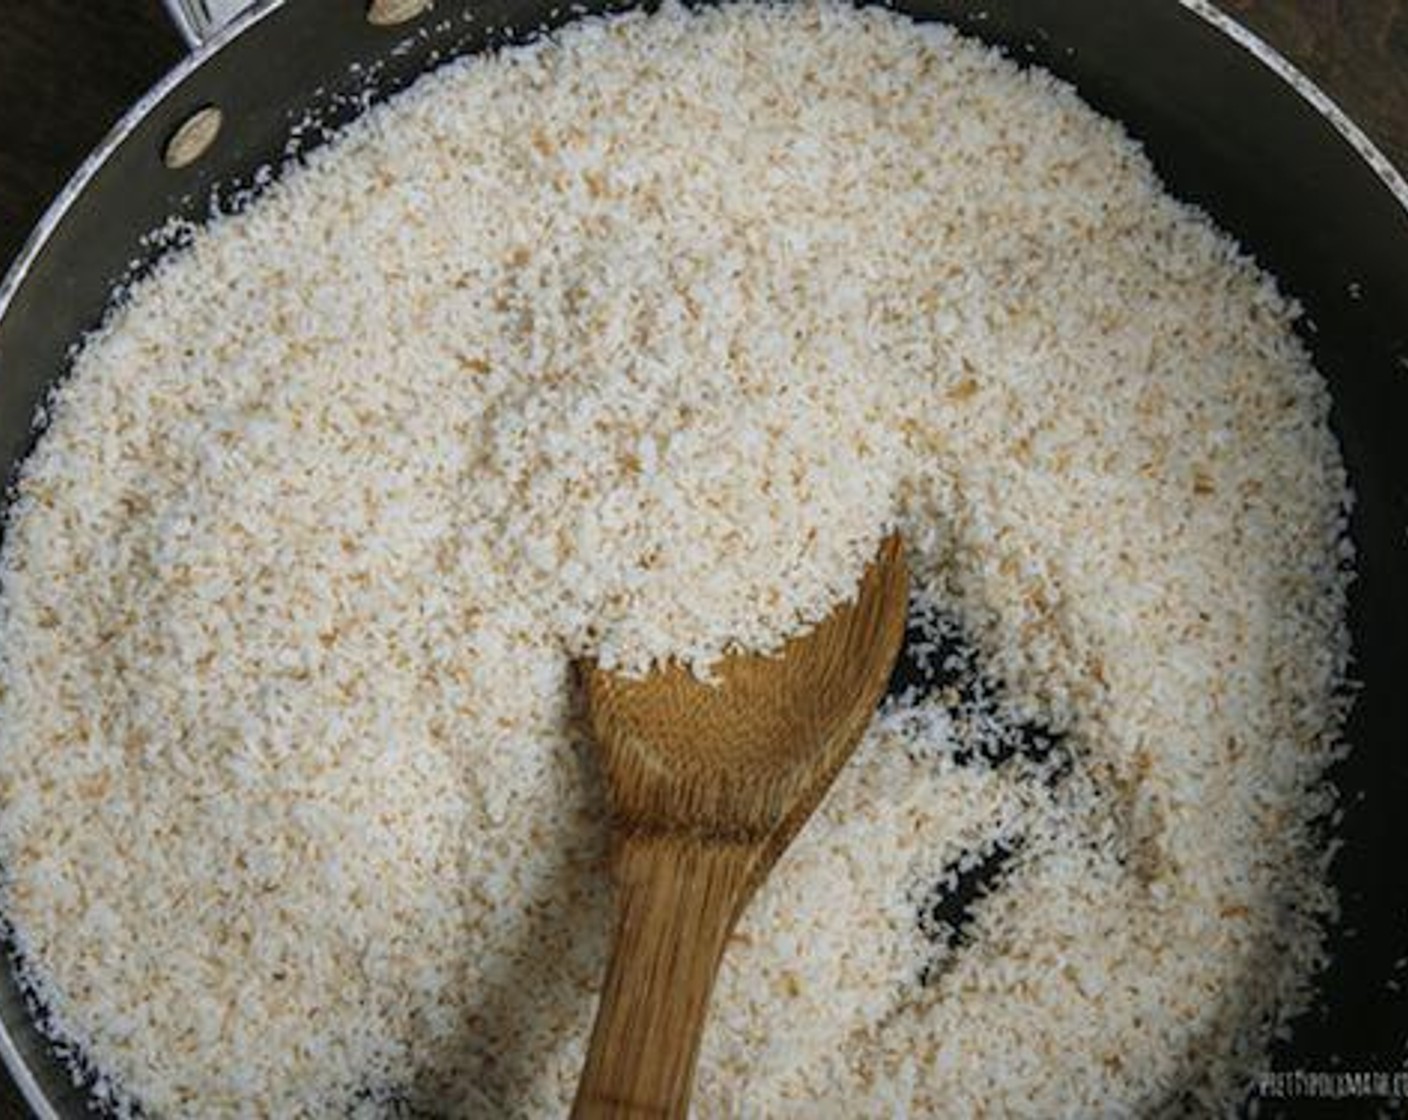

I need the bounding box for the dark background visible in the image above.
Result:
[0,0,1405,1116]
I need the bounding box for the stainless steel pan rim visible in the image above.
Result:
[0,0,286,362]
[0,2,1404,1116]
[1184,0,1408,204]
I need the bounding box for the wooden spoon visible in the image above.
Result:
[573,535,908,1119]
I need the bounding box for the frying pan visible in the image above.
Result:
[0,1,1404,1116]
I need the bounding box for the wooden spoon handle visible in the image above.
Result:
[572,834,758,1119]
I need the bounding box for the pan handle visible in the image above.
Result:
[161,0,260,49]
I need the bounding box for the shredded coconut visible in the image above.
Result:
[0,3,1351,1116]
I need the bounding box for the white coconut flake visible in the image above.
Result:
[0,3,1351,1117]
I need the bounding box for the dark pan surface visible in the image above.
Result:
[0,2,1403,1115]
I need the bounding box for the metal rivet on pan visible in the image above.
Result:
[367,0,431,26]
[163,106,223,170]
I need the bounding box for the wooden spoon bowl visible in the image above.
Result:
[574,534,909,1118]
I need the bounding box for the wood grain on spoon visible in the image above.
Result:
[573,534,908,1119]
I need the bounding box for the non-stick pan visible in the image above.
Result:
[0,1,1404,1116]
